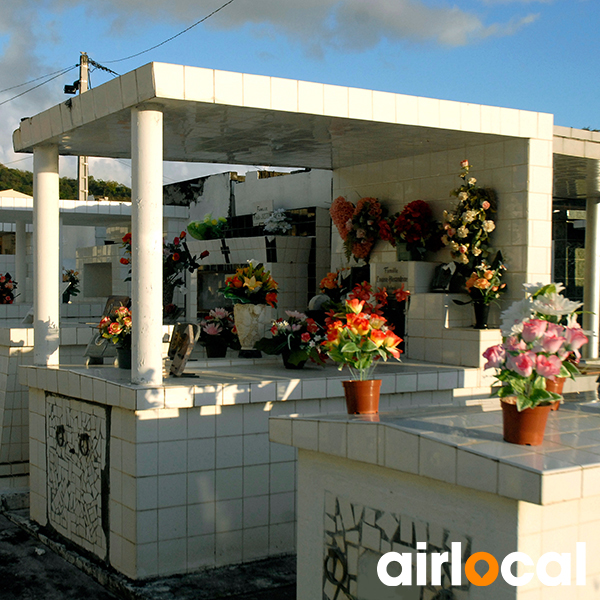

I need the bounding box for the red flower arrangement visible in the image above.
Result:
[330,196,385,263]
[382,200,442,260]
[0,273,17,304]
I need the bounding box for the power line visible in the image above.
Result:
[102,0,236,64]
[0,66,78,95]
[0,65,78,108]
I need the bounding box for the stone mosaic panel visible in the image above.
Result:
[323,492,472,600]
[46,393,108,559]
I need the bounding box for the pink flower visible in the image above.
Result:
[505,335,527,353]
[521,319,548,343]
[506,352,535,377]
[540,331,565,354]
[461,160,469,168]
[483,344,505,369]
[564,326,588,352]
[203,323,222,336]
[536,354,562,379]
[301,332,311,343]
[482,200,490,210]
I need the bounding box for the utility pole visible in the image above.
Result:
[78,52,89,202]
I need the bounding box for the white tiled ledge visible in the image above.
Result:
[269,402,600,506]
[18,359,477,412]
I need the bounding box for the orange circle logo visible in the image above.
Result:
[465,552,499,586]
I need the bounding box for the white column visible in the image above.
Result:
[131,105,164,385]
[583,198,600,360]
[14,219,27,303]
[33,145,60,365]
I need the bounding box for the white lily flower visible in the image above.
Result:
[500,298,533,337]
[532,294,583,317]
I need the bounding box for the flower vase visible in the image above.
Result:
[545,377,565,411]
[204,337,228,358]
[233,303,271,358]
[473,301,490,329]
[395,243,412,262]
[116,346,132,370]
[281,347,306,370]
[501,398,552,446]
[342,380,382,414]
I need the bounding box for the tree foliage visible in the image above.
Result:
[0,163,131,201]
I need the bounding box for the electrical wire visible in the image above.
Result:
[0,64,78,108]
[0,66,78,95]
[102,0,236,64]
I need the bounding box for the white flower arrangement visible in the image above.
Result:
[263,208,292,235]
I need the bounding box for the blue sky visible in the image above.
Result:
[0,0,597,185]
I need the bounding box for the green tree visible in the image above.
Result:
[0,163,131,201]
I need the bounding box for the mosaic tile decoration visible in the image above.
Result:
[46,393,109,559]
[323,492,472,600]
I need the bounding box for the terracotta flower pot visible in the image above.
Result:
[545,377,565,411]
[342,380,382,415]
[501,397,552,446]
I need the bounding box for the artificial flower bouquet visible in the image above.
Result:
[187,214,228,240]
[464,259,507,305]
[263,208,292,235]
[330,196,385,263]
[318,268,353,305]
[0,273,17,304]
[220,260,278,307]
[442,160,497,267]
[483,282,588,410]
[99,306,132,348]
[322,298,403,380]
[381,199,442,259]
[256,311,325,366]
[199,307,240,349]
[120,231,209,287]
[62,268,80,301]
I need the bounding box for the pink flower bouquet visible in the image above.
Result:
[484,295,588,411]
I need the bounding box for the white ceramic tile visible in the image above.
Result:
[269,461,295,494]
[268,417,292,446]
[498,463,541,504]
[158,440,187,475]
[384,428,419,474]
[270,77,298,113]
[186,437,215,473]
[318,421,347,457]
[269,491,295,525]
[158,473,187,508]
[418,437,456,485]
[347,423,378,465]
[184,66,215,102]
[243,73,270,109]
[243,465,269,498]
[216,435,243,469]
[216,467,243,500]
[456,448,498,494]
[243,433,270,466]
[298,81,324,115]
[158,409,188,441]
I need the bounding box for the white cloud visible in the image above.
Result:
[0,0,543,184]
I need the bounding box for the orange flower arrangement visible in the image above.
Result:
[322,298,402,380]
[220,260,278,307]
